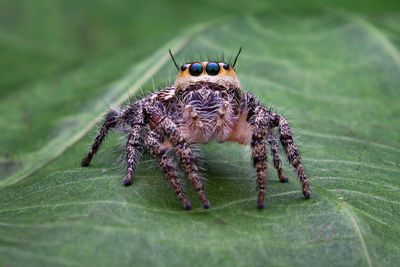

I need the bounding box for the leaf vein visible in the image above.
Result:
[341,203,373,267]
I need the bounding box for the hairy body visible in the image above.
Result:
[81,54,311,210]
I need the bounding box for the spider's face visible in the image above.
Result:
[174,61,241,95]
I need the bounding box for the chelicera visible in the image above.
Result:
[81,48,311,210]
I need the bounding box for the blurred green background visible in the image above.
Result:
[0,0,400,266]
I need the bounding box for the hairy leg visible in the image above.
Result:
[81,111,118,167]
[123,124,144,185]
[271,113,311,198]
[145,130,191,210]
[158,116,210,209]
[267,130,288,183]
[251,106,269,208]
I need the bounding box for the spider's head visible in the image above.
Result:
[169,48,243,97]
[173,61,241,94]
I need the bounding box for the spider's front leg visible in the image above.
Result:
[145,130,192,210]
[157,116,210,209]
[250,106,269,208]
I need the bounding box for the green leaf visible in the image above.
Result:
[1,9,400,267]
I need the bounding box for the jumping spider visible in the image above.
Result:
[81,48,311,210]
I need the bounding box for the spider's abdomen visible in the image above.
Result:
[176,86,241,144]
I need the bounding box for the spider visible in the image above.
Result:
[81,48,311,210]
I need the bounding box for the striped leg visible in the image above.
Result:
[267,130,288,183]
[81,111,117,167]
[123,124,143,185]
[252,135,267,209]
[145,130,191,210]
[251,106,270,209]
[159,116,210,209]
[271,113,311,198]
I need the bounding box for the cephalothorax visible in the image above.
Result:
[82,49,311,210]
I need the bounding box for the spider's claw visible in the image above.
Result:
[257,201,265,209]
[303,190,311,199]
[277,169,288,183]
[203,200,210,209]
[183,201,192,210]
[81,158,90,167]
[280,176,289,183]
[123,175,133,186]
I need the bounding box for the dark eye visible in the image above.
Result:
[181,64,187,71]
[222,63,229,70]
[189,63,203,76]
[206,62,220,75]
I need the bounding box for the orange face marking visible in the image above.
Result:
[176,62,237,79]
[174,61,241,95]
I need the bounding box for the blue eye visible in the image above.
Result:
[189,63,203,76]
[206,62,220,75]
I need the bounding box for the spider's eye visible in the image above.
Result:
[222,63,229,70]
[189,63,203,76]
[181,64,187,71]
[206,62,220,75]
